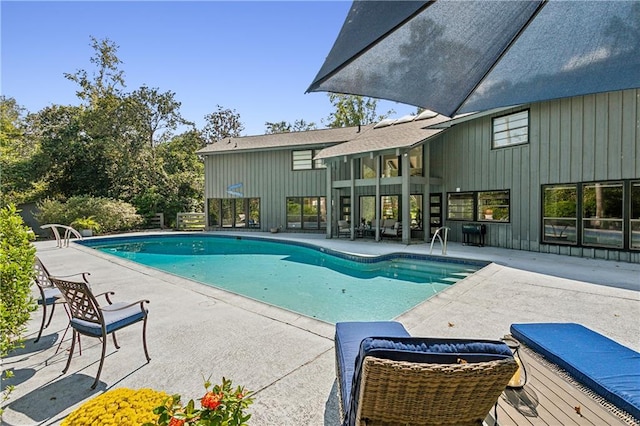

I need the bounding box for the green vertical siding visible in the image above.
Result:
[431,89,639,261]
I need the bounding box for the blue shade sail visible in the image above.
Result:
[307,0,640,117]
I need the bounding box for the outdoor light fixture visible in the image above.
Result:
[502,335,528,388]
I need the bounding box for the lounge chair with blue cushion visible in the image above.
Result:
[511,322,640,421]
[50,276,150,389]
[335,321,518,426]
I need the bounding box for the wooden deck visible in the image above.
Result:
[486,346,637,426]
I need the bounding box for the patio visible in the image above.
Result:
[2,232,639,425]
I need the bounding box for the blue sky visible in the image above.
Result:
[2,1,416,136]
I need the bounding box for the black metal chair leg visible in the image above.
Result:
[45,302,56,328]
[112,332,119,349]
[62,330,77,374]
[142,317,150,362]
[92,334,108,389]
[34,304,48,343]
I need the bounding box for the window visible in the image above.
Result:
[582,182,623,248]
[208,198,260,228]
[631,181,640,249]
[381,195,399,219]
[478,191,510,222]
[292,149,325,170]
[409,146,423,177]
[542,185,577,244]
[447,193,474,220]
[410,194,423,229]
[492,110,529,148]
[360,157,376,178]
[382,154,400,177]
[359,196,375,227]
[286,197,326,229]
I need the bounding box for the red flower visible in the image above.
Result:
[168,417,185,426]
[201,391,223,410]
[237,392,244,399]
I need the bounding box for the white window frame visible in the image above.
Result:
[492,110,529,148]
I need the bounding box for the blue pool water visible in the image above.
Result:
[79,235,486,323]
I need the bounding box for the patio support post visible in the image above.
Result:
[401,149,411,244]
[423,142,431,242]
[350,157,355,240]
[375,154,381,241]
[326,161,333,238]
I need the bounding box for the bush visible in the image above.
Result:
[0,204,37,415]
[36,196,143,233]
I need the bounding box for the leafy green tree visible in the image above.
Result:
[126,85,194,148]
[64,36,125,107]
[201,105,244,143]
[0,204,37,415]
[0,97,41,204]
[325,94,393,128]
[265,119,317,134]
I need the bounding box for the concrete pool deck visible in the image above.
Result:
[2,231,639,425]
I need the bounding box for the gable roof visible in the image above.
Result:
[196,125,371,155]
[314,113,449,160]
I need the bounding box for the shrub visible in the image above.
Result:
[36,196,143,233]
[61,388,169,426]
[0,204,37,415]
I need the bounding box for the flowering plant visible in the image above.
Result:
[146,377,253,426]
[61,388,169,425]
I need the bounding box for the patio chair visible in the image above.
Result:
[338,220,351,238]
[335,321,518,426]
[49,277,150,389]
[33,256,90,344]
[380,219,401,238]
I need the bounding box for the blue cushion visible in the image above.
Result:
[71,302,146,337]
[511,323,640,420]
[335,321,410,416]
[38,287,61,305]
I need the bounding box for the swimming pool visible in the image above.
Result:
[79,234,486,323]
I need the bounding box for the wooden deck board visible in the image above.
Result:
[487,347,633,426]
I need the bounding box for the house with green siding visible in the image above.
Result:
[197,88,639,262]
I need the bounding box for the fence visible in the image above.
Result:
[145,213,164,229]
[176,212,206,231]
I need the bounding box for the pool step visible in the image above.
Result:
[380,259,479,284]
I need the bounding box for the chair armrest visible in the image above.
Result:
[94,291,116,305]
[101,299,150,312]
[55,272,91,283]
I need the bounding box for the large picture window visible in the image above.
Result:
[582,182,623,248]
[631,181,640,249]
[542,185,577,244]
[208,198,260,228]
[477,191,510,222]
[286,197,326,229]
[492,110,529,148]
[542,180,637,250]
[447,193,474,221]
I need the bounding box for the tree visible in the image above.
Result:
[265,119,317,134]
[126,86,194,148]
[201,105,244,143]
[325,94,393,128]
[64,36,126,108]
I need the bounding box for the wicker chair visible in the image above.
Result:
[50,277,150,389]
[335,321,518,426]
[33,256,90,344]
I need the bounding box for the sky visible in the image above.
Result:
[1,1,417,136]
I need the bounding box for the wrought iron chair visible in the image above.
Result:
[50,277,150,389]
[33,256,90,344]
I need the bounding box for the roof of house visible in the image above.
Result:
[196,110,452,159]
[314,112,450,160]
[196,125,372,155]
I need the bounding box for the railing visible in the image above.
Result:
[176,212,205,231]
[429,226,450,255]
[40,224,83,248]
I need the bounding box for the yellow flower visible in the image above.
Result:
[61,388,169,426]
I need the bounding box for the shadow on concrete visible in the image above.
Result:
[3,373,106,424]
[324,380,340,426]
